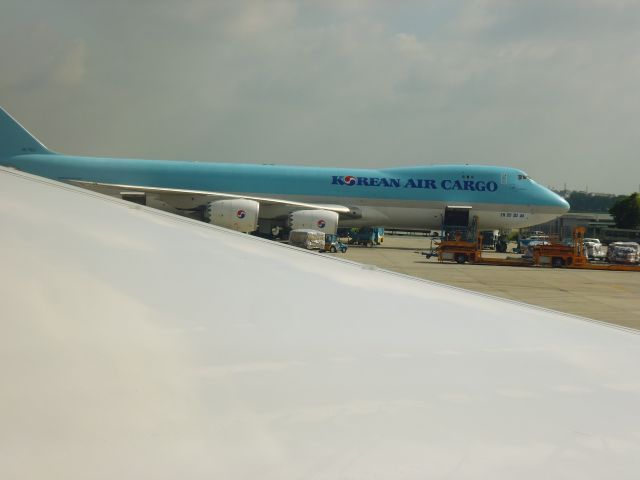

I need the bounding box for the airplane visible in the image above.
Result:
[1,165,639,479]
[0,107,569,236]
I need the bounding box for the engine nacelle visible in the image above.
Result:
[288,209,339,234]
[204,199,259,233]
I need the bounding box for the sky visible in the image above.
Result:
[1,0,640,194]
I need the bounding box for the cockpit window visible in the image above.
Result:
[518,174,529,180]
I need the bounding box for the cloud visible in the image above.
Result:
[52,39,87,87]
[1,0,640,193]
[227,1,296,37]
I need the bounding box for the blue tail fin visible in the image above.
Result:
[0,108,53,157]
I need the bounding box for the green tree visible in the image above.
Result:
[565,191,625,213]
[609,193,640,229]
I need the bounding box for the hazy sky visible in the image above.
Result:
[2,0,639,193]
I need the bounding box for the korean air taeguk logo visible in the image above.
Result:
[343,175,357,186]
[236,209,246,219]
[317,219,326,229]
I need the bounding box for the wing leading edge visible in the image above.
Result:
[67,179,351,213]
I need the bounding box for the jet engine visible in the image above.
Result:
[288,210,339,234]
[204,199,259,233]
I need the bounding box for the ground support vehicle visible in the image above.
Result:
[421,231,483,264]
[607,242,640,264]
[514,233,551,254]
[347,227,384,247]
[320,234,348,253]
[480,230,499,250]
[288,229,325,250]
[424,226,640,271]
[438,238,482,264]
[495,234,509,253]
[532,242,586,268]
[529,229,640,271]
[584,238,604,260]
[422,234,532,266]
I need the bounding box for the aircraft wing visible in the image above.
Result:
[3,167,640,479]
[68,179,352,213]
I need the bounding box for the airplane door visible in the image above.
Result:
[443,207,471,230]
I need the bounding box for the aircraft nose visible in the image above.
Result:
[547,190,570,213]
[533,183,570,214]
[555,193,570,213]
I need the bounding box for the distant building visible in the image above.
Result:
[525,189,640,242]
[525,212,615,239]
[598,228,640,244]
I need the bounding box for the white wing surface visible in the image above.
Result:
[2,167,640,479]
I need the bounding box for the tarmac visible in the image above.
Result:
[333,235,640,330]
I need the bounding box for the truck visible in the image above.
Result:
[347,227,384,247]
